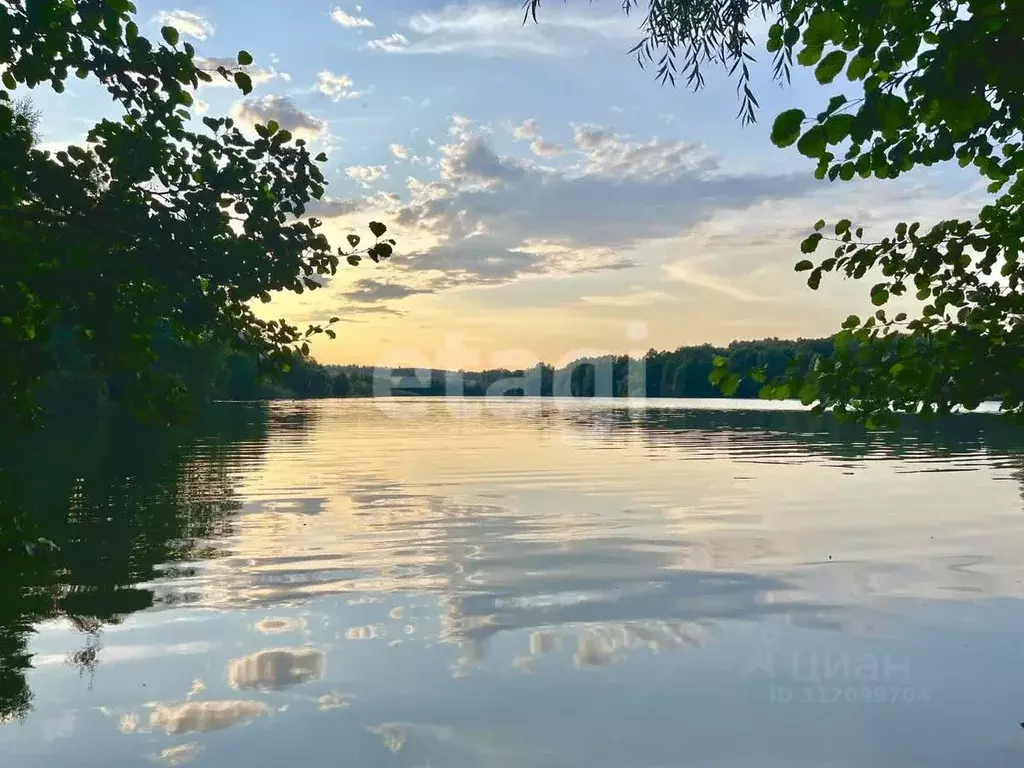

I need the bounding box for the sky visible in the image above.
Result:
[36,0,986,368]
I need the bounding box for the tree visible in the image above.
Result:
[527,0,1024,425]
[331,371,351,397]
[0,0,395,427]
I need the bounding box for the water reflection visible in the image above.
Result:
[2,399,1024,766]
[0,404,272,723]
[227,648,325,691]
[124,700,272,735]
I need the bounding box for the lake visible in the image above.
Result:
[2,398,1024,766]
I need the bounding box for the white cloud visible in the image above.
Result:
[317,71,365,101]
[572,124,717,180]
[375,4,635,56]
[156,10,214,41]
[659,178,984,307]
[193,56,276,89]
[511,118,539,140]
[581,290,674,307]
[511,119,562,157]
[318,692,354,711]
[390,143,410,159]
[230,96,327,140]
[367,33,409,52]
[346,165,389,186]
[255,617,306,634]
[145,701,271,735]
[330,7,374,27]
[529,138,563,157]
[150,742,201,766]
[379,116,807,291]
[227,648,325,691]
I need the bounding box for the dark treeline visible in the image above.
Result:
[35,333,836,419]
[322,337,835,398]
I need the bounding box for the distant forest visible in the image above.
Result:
[33,328,834,422]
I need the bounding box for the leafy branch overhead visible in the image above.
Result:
[0,0,394,426]
[528,0,1024,424]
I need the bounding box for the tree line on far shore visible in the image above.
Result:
[30,332,835,423]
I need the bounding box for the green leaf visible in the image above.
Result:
[798,383,818,405]
[161,26,179,46]
[234,71,252,95]
[870,285,890,306]
[347,234,360,247]
[795,259,814,271]
[2,71,15,90]
[720,372,741,397]
[266,120,279,135]
[797,45,824,66]
[815,50,847,84]
[315,152,328,162]
[825,114,854,143]
[814,219,825,231]
[800,233,823,254]
[846,54,871,81]
[368,221,387,237]
[237,50,253,66]
[807,269,822,290]
[770,109,805,148]
[796,126,827,158]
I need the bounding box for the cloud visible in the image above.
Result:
[194,56,276,89]
[345,165,388,185]
[145,701,271,735]
[375,4,635,56]
[659,177,985,306]
[511,119,562,157]
[317,71,365,101]
[255,617,306,635]
[227,648,325,691]
[390,143,410,159]
[581,290,675,307]
[342,278,434,303]
[380,116,807,291]
[530,138,563,157]
[367,33,409,52]
[150,743,201,766]
[318,692,354,711]
[330,7,374,27]
[230,96,326,139]
[156,10,214,41]
[511,118,539,140]
[571,125,718,180]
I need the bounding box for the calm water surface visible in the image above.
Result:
[3,399,1024,766]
